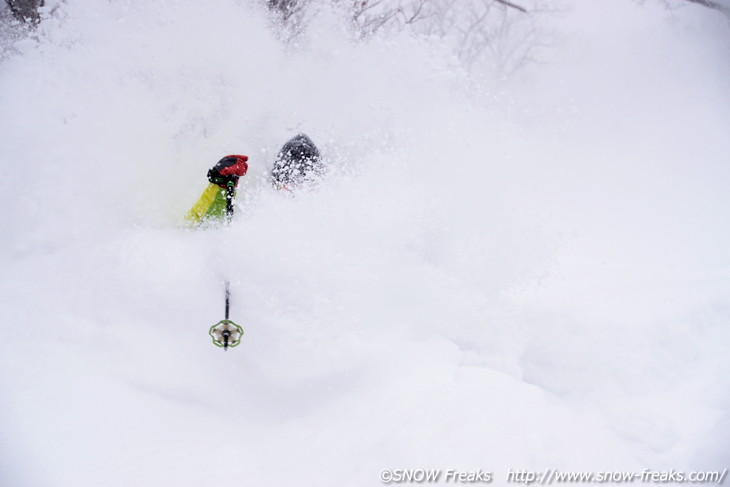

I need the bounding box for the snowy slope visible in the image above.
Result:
[1,0,729,485]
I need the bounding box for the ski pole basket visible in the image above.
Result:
[209,319,244,350]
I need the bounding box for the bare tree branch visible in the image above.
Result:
[679,0,730,17]
[397,0,429,24]
[266,0,555,79]
[494,0,528,13]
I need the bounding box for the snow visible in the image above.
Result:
[1,0,729,485]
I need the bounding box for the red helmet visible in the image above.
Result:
[208,155,249,187]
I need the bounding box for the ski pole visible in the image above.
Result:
[209,280,243,351]
[209,180,244,350]
[225,181,235,224]
[221,280,232,348]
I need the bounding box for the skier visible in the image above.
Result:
[271,133,322,191]
[184,155,248,349]
[186,155,249,225]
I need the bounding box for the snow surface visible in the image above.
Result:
[1,0,729,485]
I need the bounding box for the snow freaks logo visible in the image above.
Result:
[380,469,493,483]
